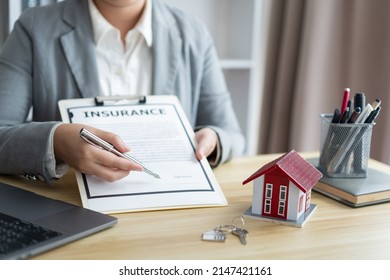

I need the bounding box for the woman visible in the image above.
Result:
[0,0,244,182]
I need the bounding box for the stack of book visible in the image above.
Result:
[308,157,390,207]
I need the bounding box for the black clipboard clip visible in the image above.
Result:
[94,95,147,106]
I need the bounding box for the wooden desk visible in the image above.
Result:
[2,152,390,260]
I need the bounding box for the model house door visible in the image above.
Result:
[262,174,289,219]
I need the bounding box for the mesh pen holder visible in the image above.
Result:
[319,114,374,178]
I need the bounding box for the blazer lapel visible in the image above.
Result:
[151,0,181,96]
[60,0,99,98]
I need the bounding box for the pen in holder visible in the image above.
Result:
[319,114,374,178]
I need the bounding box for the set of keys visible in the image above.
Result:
[202,216,249,245]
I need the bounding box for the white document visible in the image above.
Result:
[58,96,227,213]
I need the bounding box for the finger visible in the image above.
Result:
[196,148,205,161]
[87,164,131,182]
[195,128,217,160]
[92,129,130,153]
[93,148,143,172]
[79,150,143,182]
[196,142,214,160]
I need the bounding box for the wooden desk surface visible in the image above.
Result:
[2,152,390,260]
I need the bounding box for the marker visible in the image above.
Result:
[365,106,381,123]
[371,99,381,110]
[347,107,361,123]
[339,88,350,121]
[339,107,350,123]
[346,100,352,119]
[354,92,366,112]
[331,108,341,123]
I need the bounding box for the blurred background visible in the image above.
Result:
[1,0,389,164]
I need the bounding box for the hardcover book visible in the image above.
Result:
[308,158,390,207]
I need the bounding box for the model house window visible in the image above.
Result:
[265,183,273,198]
[298,195,303,212]
[305,190,311,210]
[278,201,285,215]
[277,185,287,216]
[263,184,273,214]
[279,186,287,200]
[264,199,271,214]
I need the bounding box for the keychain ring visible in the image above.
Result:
[215,224,236,233]
[232,216,245,228]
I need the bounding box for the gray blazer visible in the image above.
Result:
[0,0,245,181]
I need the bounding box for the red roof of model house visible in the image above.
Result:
[242,150,323,193]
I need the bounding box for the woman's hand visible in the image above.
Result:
[54,123,142,182]
[195,127,219,161]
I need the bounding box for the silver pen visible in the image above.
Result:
[79,128,160,179]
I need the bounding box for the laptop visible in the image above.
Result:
[0,182,117,260]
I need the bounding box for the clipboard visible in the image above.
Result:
[58,95,227,213]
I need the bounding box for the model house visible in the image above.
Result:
[242,150,322,227]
